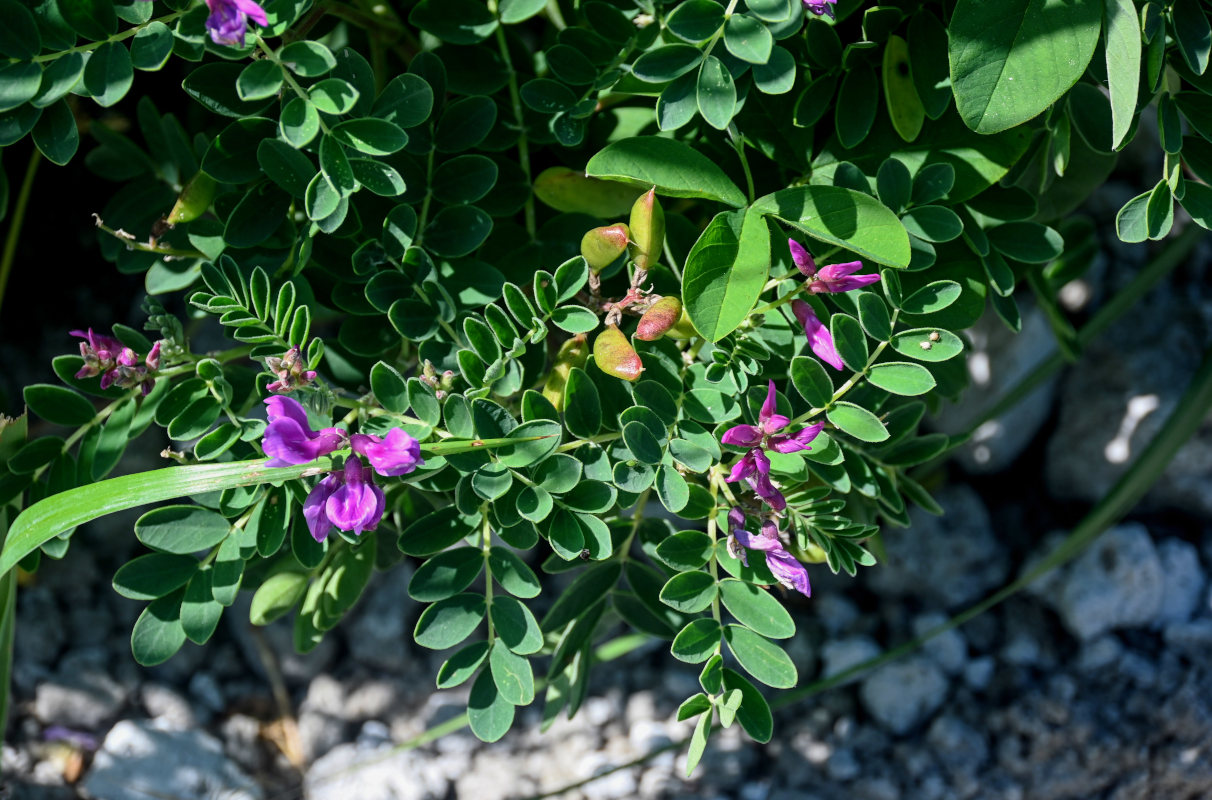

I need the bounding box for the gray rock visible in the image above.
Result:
[305,742,447,800]
[932,305,1059,473]
[926,716,988,775]
[33,671,126,731]
[218,714,266,775]
[813,593,861,635]
[1163,619,1212,657]
[15,588,64,668]
[820,637,881,682]
[139,683,197,729]
[963,657,995,691]
[1155,538,1204,624]
[187,672,225,714]
[1075,636,1124,673]
[825,748,861,781]
[346,570,414,673]
[868,485,1006,608]
[912,613,967,675]
[859,657,949,735]
[1053,524,1165,640]
[82,720,262,800]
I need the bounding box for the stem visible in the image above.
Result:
[0,150,40,321]
[415,147,437,244]
[706,479,722,642]
[488,0,536,239]
[730,126,756,204]
[94,216,206,259]
[256,35,331,135]
[556,431,621,452]
[702,0,742,59]
[481,508,495,643]
[24,10,188,64]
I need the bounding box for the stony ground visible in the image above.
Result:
[4,205,1212,800]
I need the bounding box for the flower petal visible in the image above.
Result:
[303,474,340,542]
[264,396,313,429]
[788,239,816,277]
[351,428,424,476]
[767,551,811,596]
[721,424,763,448]
[768,422,825,454]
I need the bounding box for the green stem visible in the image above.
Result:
[23,10,188,64]
[702,0,742,59]
[415,147,437,244]
[730,127,755,204]
[0,150,39,321]
[556,431,621,452]
[481,508,495,643]
[488,0,536,239]
[256,35,331,135]
[93,216,207,260]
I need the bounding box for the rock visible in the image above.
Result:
[820,637,881,682]
[926,716,988,776]
[218,714,267,775]
[813,593,861,635]
[912,613,967,675]
[1052,524,1165,640]
[867,485,1006,608]
[33,671,126,731]
[859,657,949,735]
[346,571,414,673]
[15,588,64,668]
[963,657,994,691]
[1075,636,1124,673]
[305,742,447,800]
[825,747,861,781]
[82,720,262,800]
[1163,619,1212,658]
[932,305,1059,473]
[139,683,196,729]
[1046,276,1212,518]
[1155,539,1204,624]
[187,672,226,714]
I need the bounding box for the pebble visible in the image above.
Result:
[912,613,968,675]
[1053,524,1165,640]
[1155,538,1205,624]
[346,572,414,673]
[859,657,949,735]
[33,671,127,731]
[820,637,881,682]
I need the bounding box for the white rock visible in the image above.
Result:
[859,657,949,735]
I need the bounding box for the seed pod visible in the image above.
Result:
[541,334,590,410]
[593,324,644,382]
[580,223,630,273]
[167,172,217,224]
[628,187,665,271]
[635,296,683,341]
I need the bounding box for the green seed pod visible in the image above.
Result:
[628,186,665,271]
[542,334,590,410]
[634,296,683,341]
[580,223,630,273]
[167,172,218,225]
[593,324,644,382]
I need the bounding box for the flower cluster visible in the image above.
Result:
[262,397,423,542]
[728,508,811,596]
[787,239,880,372]
[71,329,161,395]
[723,380,824,512]
[802,0,837,19]
[264,346,317,394]
[138,0,267,47]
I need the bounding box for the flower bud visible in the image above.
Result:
[593,324,644,382]
[628,187,664,271]
[634,296,683,341]
[542,334,590,410]
[167,172,217,225]
[580,223,630,274]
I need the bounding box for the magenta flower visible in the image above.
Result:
[727,509,811,597]
[791,300,845,371]
[722,380,825,454]
[351,429,424,477]
[727,448,787,512]
[303,457,386,542]
[802,0,836,19]
[71,328,123,379]
[789,240,879,295]
[262,396,348,467]
[204,0,268,46]
[71,329,161,394]
[265,346,317,394]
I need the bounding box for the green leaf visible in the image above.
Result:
[1178,180,1212,230]
[901,205,963,243]
[399,506,477,556]
[24,384,95,426]
[432,154,498,204]
[876,158,912,213]
[491,596,543,655]
[490,643,535,705]
[541,562,622,631]
[883,34,925,142]
[414,592,486,649]
[488,546,542,598]
[889,327,964,361]
[899,280,961,314]
[655,465,690,513]
[237,60,284,102]
[685,712,711,775]
[82,42,132,108]
[753,45,796,94]
[655,531,714,571]
[113,553,198,601]
[827,401,889,442]
[468,666,515,742]
[835,64,878,149]
[499,0,546,23]
[181,568,222,644]
[0,62,39,113]
[409,547,484,602]
[659,570,718,613]
[722,624,797,688]
[203,117,277,184]
[584,136,747,207]
[134,505,231,554]
[671,618,722,663]
[436,641,491,688]
[790,355,834,407]
[31,98,77,166]
[32,54,86,108]
[550,305,598,334]
[719,579,795,639]
[309,78,359,115]
[1173,0,1211,75]
[0,0,40,60]
[1103,0,1141,149]
[667,0,725,42]
[724,13,773,64]
[280,41,337,77]
[497,419,562,468]
[696,55,737,130]
[434,95,497,153]
[829,313,869,372]
[280,97,320,148]
[632,44,703,83]
[949,0,1100,133]
[425,205,492,258]
[987,222,1063,263]
[131,591,187,667]
[320,133,356,195]
[372,73,433,128]
[622,421,663,465]
[562,367,601,438]
[58,0,116,40]
[683,209,771,342]
[752,186,911,268]
[547,509,585,560]
[866,362,936,395]
[331,118,408,155]
[410,0,498,44]
[722,668,774,743]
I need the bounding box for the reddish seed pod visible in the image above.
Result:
[580,223,630,273]
[634,296,683,341]
[593,324,644,382]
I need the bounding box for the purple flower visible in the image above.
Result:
[265,346,317,394]
[728,510,811,597]
[791,299,845,371]
[350,429,424,477]
[802,0,836,19]
[789,240,879,294]
[72,329,161,394]
[71,328,123,379]
[303,457,385,542]
[204,0,268,46]
[726,448,786,512]
[722,381,823,513]
[262,396,348,467]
